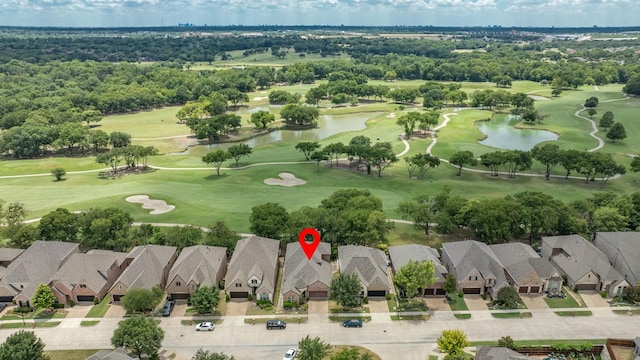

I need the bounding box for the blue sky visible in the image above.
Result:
[0,0,636,28]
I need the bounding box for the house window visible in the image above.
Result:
[235,283,241,287]
[176,282,182,287]
[251,279,258,284]
[287,296,295,302]
[469,276,478,281]
[79,284,86,288]
[260,293,269,300]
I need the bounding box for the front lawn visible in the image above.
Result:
[329,301,370,313]
[543,293,580,308]
[395,298,429,312]
[555,310,592,316]
[1,321,61,328]
[181,318,224,326]
[45,349,103,360]
[447,293,469,311]
[80,320,100,326]
[492,312,532,319]
[244,317,307,324]
[328,315,372,322]
[391,314,430,321]
[85,297,110,318]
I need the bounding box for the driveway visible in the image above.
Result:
[368,298,389,313]
[104,303,126,318]
[520,294,549,309]
[65,304,92,318]
[225,300,249,316]
[580,291,610,308]
[307,300,328,314]
[464,295,488,310]
[172,302,188,317]
[424,297,449,312]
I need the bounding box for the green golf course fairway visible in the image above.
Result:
[1,82,639,233]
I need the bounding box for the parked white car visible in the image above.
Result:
[283,348,297,360]
[195,322,215,331]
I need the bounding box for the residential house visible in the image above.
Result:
[225,236,280,301]
[440,240,509,297]
[51,250,127,304]
[338,245,390,297]
[108,245,178,302]
[541,235,630,296]
[490,243,559,294]
[388,244,447,296]
[166,245,227,300]
[593,232,640,286]
[0,248,24,267]
[0,241,79,306]
[281,242,331,304]
[476,346,535,360]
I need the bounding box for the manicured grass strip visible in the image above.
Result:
[45,349,103,360]
[447,293,469,311]
[80,320,100,326]
[492,312,532,319]
[613,309,640,315]
[0,321,61,328]
[243,317,308,324]
[328,315,372,322]
[554,310,592,316]
[85,297,110,318]
[390,314,430,321]
[428,356,438,360]
[454,313,471,319]
[180,319,224,326]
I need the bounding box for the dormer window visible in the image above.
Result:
[251,279,258,284]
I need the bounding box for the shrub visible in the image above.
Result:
[14,307,33,314]
[218,280,225,289]
[283,301,298,309]
[458,290,464,298]
[551,343,570,351]
[497,336,515,350]
[93,297,100,305]
[385,293,392,301]
[363,297,369,304]
[69,300,75,307]
[247,294,253,301]
[600,290,607,298]
[481,292,487,300]
[52,303,65,309]
[573,285,579,293]
[225,294,230,303]
[561,275,568,285]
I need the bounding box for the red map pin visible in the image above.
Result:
[298,228,321,260]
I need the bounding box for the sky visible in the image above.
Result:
[0,0,637,28]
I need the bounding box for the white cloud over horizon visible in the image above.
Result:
[0,0,636,27]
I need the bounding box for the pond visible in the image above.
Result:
[476,114,559,151]
[171,111,381,155]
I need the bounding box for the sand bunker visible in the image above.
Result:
[263,173,306,187]
[126,195,175,214]
[253,96,267,101]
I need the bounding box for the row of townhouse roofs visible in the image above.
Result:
[0,232,638,307]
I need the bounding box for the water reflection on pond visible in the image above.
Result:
[172,112,381,155]
[476,114,558,151]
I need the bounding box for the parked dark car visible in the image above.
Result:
[342,319,363,328]
[266,319,287,329]
[162,299,175,317]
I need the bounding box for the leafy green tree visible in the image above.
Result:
[50,167,66,181]
[599,111,615,130]
[0,330,49,360]
[88,129,110,152]
[329,273,363,309]
[192,349,235,360]
[460,198,525,244]
[305,87,326,106]
[249,110,275,129]
[449,151,477,176]
[330,347,373,360]
[154,225,203,250]
[298,336,331,360]
[280,104,319,126]
[227,144,252,167]
[584,96,599,108]
[190,286,221,314]
[366,142,398,177]
[532,143,561,180]
[587,108,597,118]
[631,157,640,173]
[109,131,131,147]
[606,122,627,143]
[111,315,164,360]
[295,141,321,160]
[396,111,421,138]
[202,149,231,176]
[559,149,583,179]
[437,329,470,358]
[592,207,628,232]
[551,88,562,97]
[497,336,516,350]
[121,287,164,314]
[38,208,79,242]
[397,195,437,235]
[623,74,640,95]
[32,283,56,310]
[310,150,329,172]
[79,207,133,251]
[394,260,435,299]
[405,153,440,179]
[249,202,289,240]
[443,274,457,295]
[205,221,240,256]
[496,286,521,309]
[513,191,567,244]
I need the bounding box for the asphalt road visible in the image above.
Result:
[3,309,638,360]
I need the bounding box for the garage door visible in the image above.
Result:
[530,286,540,293]
[367,290,386,297]
[308,291,327,298]
[77,295,95,302]
[577,283,597,291]
[0,296,14,303]
[230,292,249,299]
[171,293,190,300]
[518,286,528,293]
[435,289,446,296]
[463,288,481,294]
[112,295,123,302]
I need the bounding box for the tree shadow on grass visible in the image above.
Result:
[204,173,229,181]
